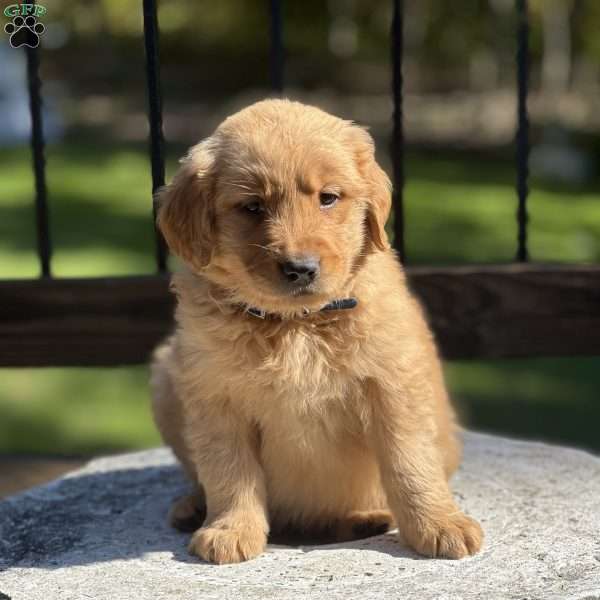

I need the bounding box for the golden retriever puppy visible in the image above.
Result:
[150,98,483,564]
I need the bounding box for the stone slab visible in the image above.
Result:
[1,432,599,600]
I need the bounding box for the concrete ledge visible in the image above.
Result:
[1,432,599,600]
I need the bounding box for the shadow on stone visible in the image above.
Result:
[0,457,420,571]
[1,463,189,570]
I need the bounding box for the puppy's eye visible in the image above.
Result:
[243,200,264,215]
[320,192,339,208]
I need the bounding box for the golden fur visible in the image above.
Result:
[150,99,483,564]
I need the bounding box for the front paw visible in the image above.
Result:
[402,511,483,559]
[188,519,267,564]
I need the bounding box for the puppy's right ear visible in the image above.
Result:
[156,139,217,271]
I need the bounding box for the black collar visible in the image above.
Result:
[244,297,358,320]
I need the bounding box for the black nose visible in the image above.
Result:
[280,256,320,285]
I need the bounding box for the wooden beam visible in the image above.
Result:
[0,275,174,367]
[0,265,599,366]
[408,264,600,359]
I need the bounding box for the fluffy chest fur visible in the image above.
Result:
[172,272,377,451]
[176,302,381,520]
[187,311,365,412]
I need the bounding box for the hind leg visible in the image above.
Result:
[334,509,394,542]
[169,487,207,532]
[269,509,393,545]
[150,340,197,481]
[151,341,207,531]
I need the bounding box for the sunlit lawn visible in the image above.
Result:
[1,141,599,455]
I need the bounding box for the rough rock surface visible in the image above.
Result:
[1,432,599,600]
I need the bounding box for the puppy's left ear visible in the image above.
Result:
[348,126,392,252]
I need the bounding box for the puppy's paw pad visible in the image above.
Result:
[406,512,483,559]
[188,524,267,564]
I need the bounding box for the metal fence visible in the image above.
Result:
[1,0,599,367]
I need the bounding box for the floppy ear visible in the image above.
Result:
[156,139,217,271]
[364,159,392,252]
[349,126,392,252]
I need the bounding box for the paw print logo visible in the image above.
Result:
[4,15,45,48]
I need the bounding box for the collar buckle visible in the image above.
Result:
[246,306,267,319]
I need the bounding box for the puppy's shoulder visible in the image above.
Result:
[357,250,411,313]
[355,250,435,358]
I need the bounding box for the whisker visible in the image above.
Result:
[248,243,280,256]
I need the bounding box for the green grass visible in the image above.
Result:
[447,358,600,453]
[0,143,165,278]
[1,141,599,455]
[0,367,158,455]
[1,359,598,456]
[403,155,600,265]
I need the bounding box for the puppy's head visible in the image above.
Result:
[158,99,391,313]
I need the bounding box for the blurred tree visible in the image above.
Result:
[33,0,600,102]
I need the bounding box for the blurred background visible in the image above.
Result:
[1,0,599,480]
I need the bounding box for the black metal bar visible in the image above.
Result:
[25,43,52,278]
[269,0,284,94]
[391,0,405,262]
[515,0,530,262]
[142,0,168,272]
